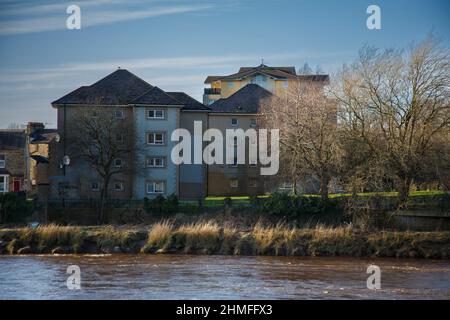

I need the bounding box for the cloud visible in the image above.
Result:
[0,1,215,35]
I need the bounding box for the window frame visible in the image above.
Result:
[230,179,239,188]
[112,181,124,192]
[91,181,100,191]
[114,109,125,119]
[0,174,8,192]
[231,118,238,127]
[147,108,165,120]
[147,132,166,146]
[146,156,166,168]
[114,158,123,168]
[0,154,5,168]
[249,179,258,188]
[146,181,165,194]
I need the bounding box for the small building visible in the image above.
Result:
[0,129,26,194]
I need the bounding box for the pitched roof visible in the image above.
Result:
[210,84,275,114]
[204,76,223,84]
[52,69,153,105]
[30,154,49,163]
[0,130,26,150]
[239,66,296,75]
[204,65,330,84]
[130,86,183,106]
[297,74,330,82]
[167,92,210,111]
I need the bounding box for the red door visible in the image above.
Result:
[13,179,21,192]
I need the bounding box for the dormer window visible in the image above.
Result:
[231,118,238,127]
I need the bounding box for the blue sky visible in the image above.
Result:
[0,0,449,128]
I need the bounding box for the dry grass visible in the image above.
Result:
[1,222,449,258]
[141,220,174,252]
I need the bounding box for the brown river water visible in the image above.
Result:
[0,255,449,299]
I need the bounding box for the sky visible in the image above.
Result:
[0,0,449,128]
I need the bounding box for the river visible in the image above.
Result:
[0,255,448,299]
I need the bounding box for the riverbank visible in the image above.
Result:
[0,223,449,258]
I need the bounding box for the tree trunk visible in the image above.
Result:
[397,175,412,208]
[98,177,110,225]
[320,173,330,202]
[292,178,297,196]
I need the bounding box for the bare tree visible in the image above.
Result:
[261,79,340,200]
[299,62,313,75]
[334,36,450,205]
[69,108,136,223]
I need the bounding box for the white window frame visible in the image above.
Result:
[0,154,5,168]
[231,118,238,127]
[147,108,165,120]
[230,179,239,188]
[146,181,165,194]
[250,118,258,127]
[146,156,166,168]
[113,181,124,192]
[147,132,165,145]
[0,175,9,193]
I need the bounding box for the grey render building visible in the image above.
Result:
[51,69,209,201]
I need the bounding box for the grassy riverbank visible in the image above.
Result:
[0,223,449,258]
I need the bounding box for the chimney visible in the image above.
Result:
[27,122,45,134]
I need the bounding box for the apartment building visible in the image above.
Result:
[51,69,209,201]
[204,64,329,196]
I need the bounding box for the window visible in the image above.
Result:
[146,181,165,194]
[282,81,289,88]
[147,132,165,145]
[114,158,123,168]
[249,179,258,188]
[147,109,165,119]
[231,118,238,127]
[146,156,165,168]
[207,99,216,106]
[114,109,124,119]
[0,175,8,192]
[0,155,5,168]
[250,119,258,127]
[91,182,99,191]
[113,181,124,191]
[227,82,234,88]
[230,179,239,188]
[116,133,124,142]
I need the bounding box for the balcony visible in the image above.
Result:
[204,88,221,95]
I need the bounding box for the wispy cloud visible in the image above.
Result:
[0,51,347,85]
[0,0,215,35]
